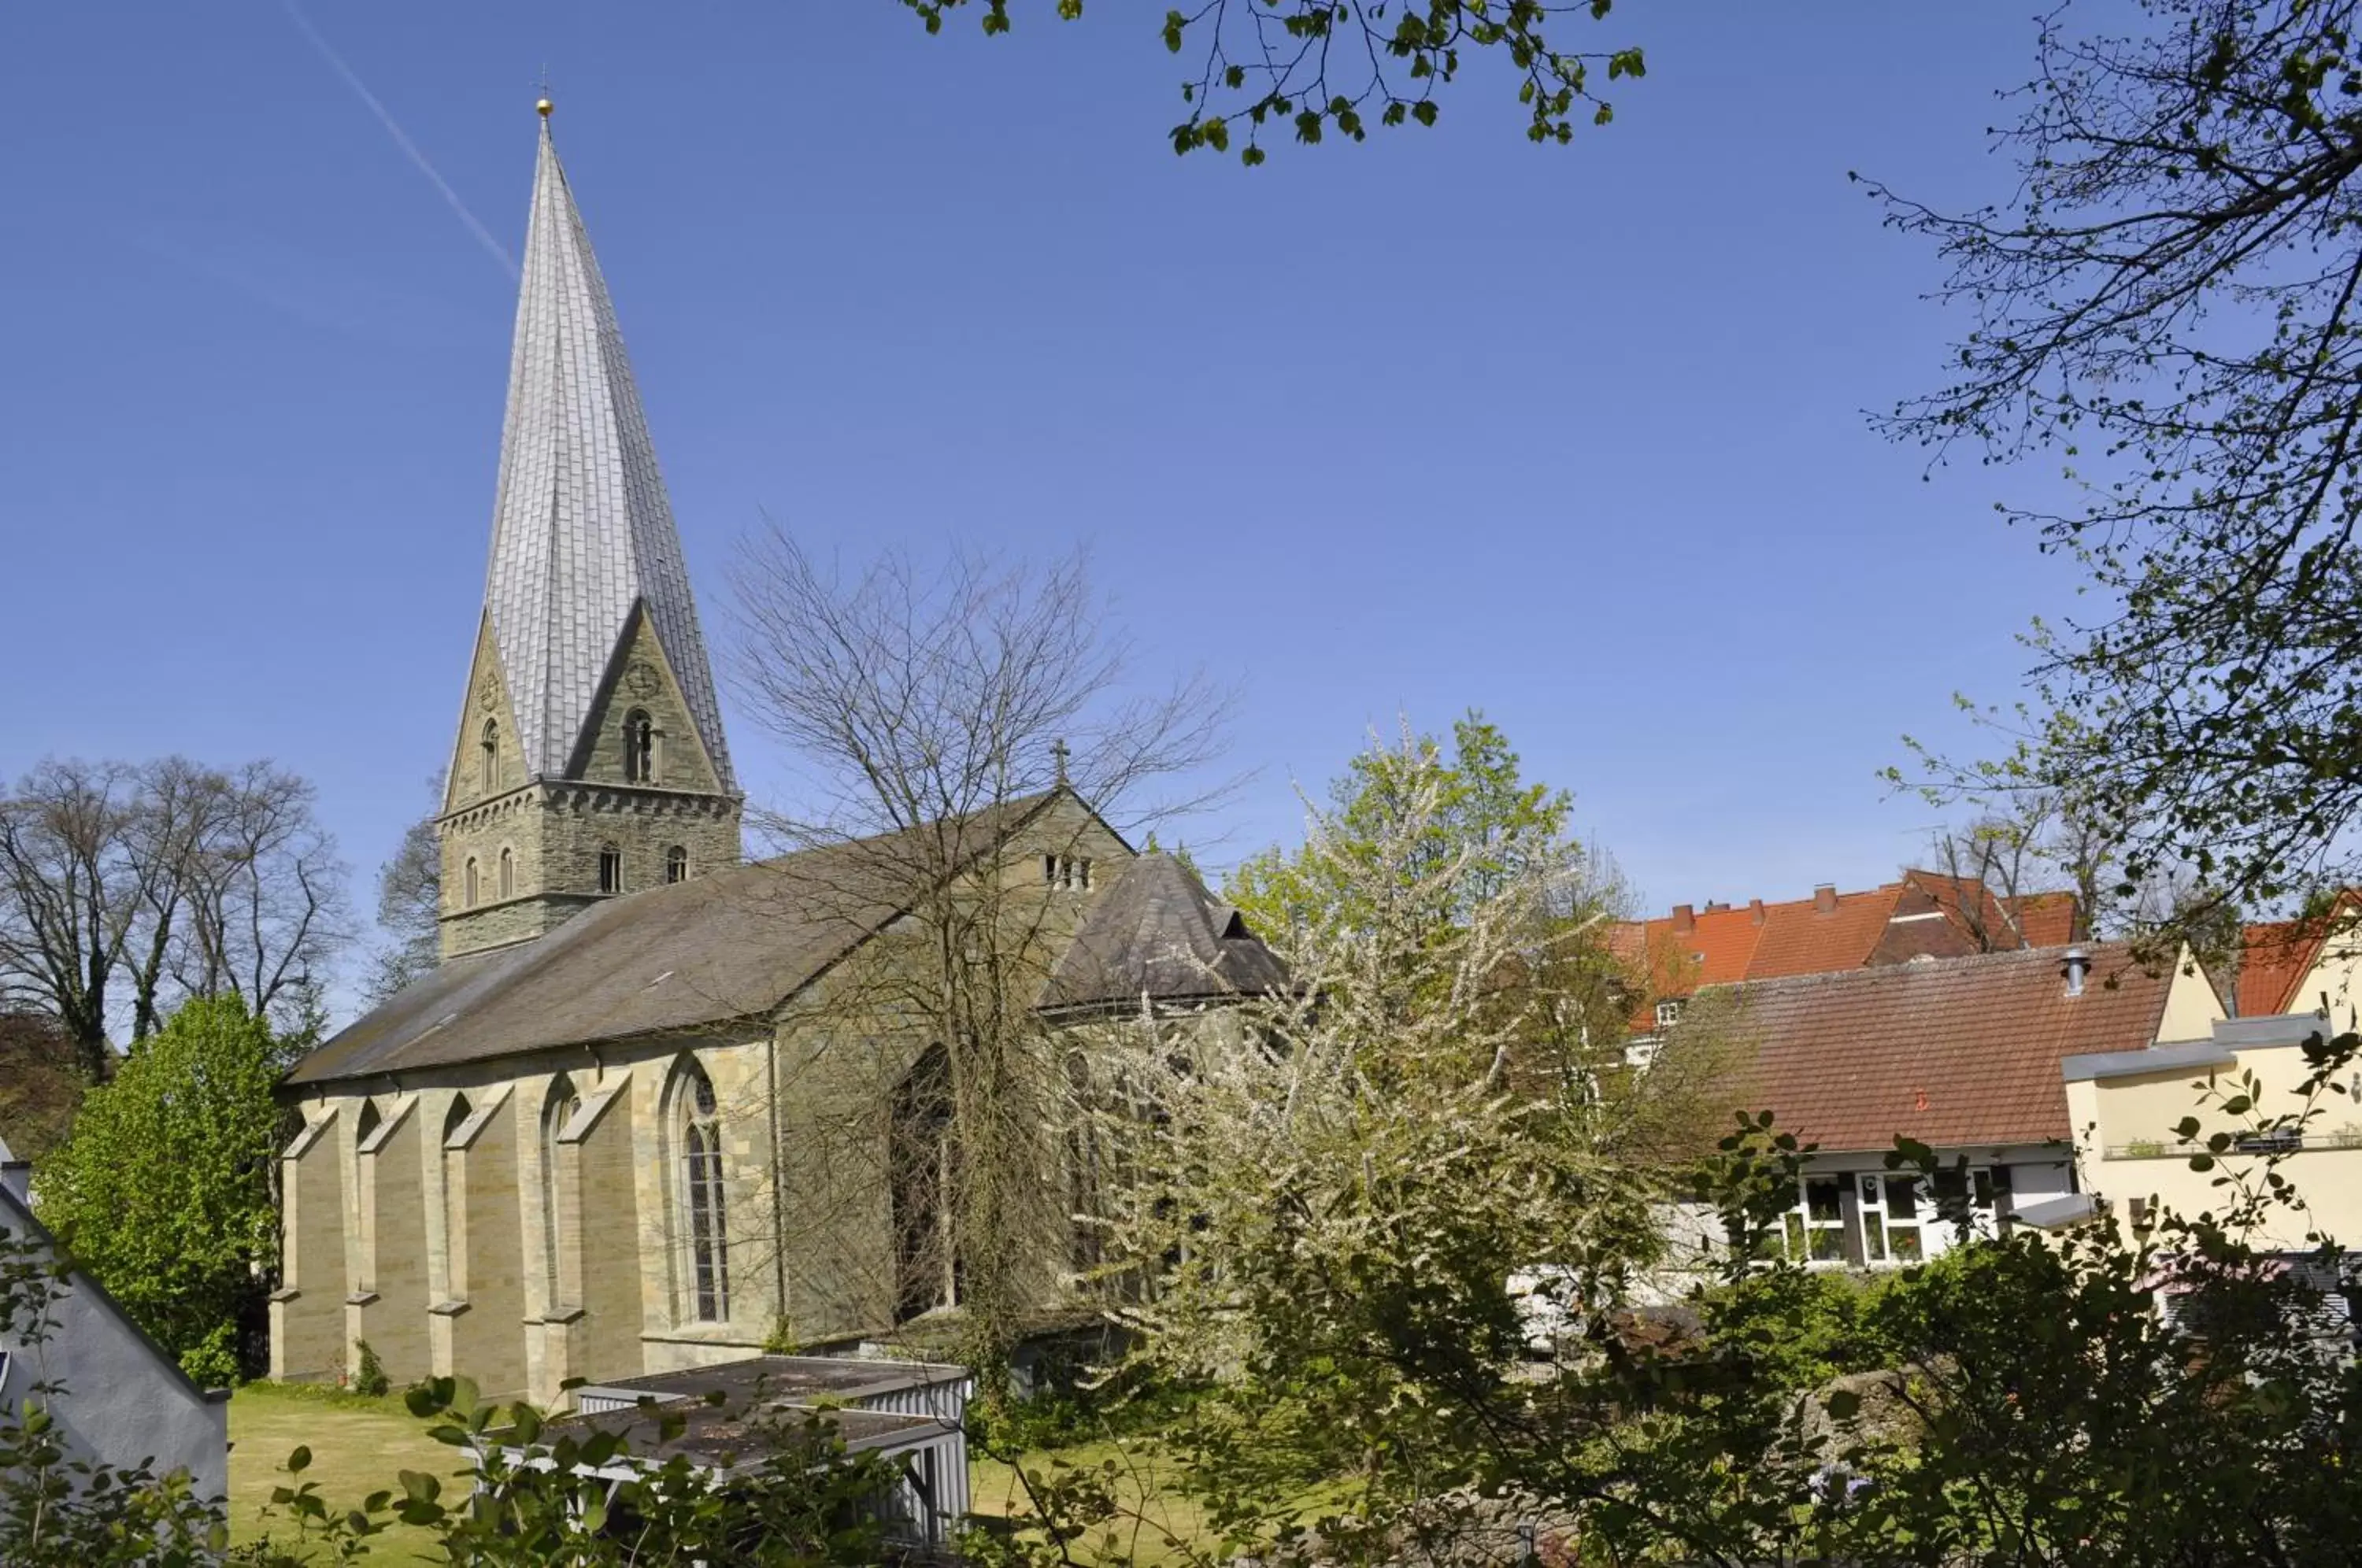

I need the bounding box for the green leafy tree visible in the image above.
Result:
[1873,0,2362,936]
[34,995,283,1384]
[1226,712,1575,953]
[892,0,1647,165]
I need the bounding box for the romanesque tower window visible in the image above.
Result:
[442,1093,473,1300]
[624,710,656,783]
[671,1060,729,1322]
[464,857,480,908]
[666,845,688,884]
[480,719,500,793]
[498,847,516,900]
[540,1076,579,1310]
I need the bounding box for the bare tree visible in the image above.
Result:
[0,760,151,1077]
[168,761,350,1038]
[363,778,443,1006]
[725,525,1231,1373]
[0,756,352,1070]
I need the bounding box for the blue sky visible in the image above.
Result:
[2,2,2100,988]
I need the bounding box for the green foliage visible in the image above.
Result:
[33,995,284,1379]
[1225,710,1575,954]
[890,0,1645,165]
[350,1339,390,1399]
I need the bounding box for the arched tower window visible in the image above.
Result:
[540,1075,579,1311]
[598,845,622,894]
[671,1059,728,1322]
[480,719,500,793]
[624,710,656,783]
[442,1093,473,1300]
[463,856,480,908]
[498,846,516,900]
[666,845,688,885]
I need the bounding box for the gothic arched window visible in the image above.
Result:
[498,846,516,900]
[540,1075,579,1310]
[442,1093,473,1299]
[464,856,480,908]
[624,710,656,783]
[665,845,688,884]
[671,1060,728,1322]
[480,719,500,793]
[598,845,622,894]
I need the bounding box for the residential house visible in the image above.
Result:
[2233,889,2362,1023]
[2064,1005,2362,1252]
[0,1130,230,1502]
[1616,871,2079,1063]
[1694,942,2219,1267]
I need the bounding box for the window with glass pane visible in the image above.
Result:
[675,1063,729,1322]
[1883,1175,1923,1261]
[1804,1177,1846,1262]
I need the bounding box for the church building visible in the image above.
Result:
[271,108,1282,1405]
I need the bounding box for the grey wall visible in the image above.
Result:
[0,1185,230,1506]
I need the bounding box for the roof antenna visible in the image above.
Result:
[1052,738,1071,787]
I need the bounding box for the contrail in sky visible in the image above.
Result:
[280,0,517,279]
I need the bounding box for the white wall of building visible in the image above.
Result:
[0,1148,230,1505]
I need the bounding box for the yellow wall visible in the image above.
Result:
[2073,1025,2362,1251]
[2157,945,2228,1041]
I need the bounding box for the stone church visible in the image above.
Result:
[271,109,1284,1405]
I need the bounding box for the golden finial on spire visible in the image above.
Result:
[536,97,553,117]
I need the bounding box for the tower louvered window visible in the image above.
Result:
[624,711,656,783]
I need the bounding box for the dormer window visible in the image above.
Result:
[1654,998,1684,1030]
[624,710,656,783]
[479,719,500,793]
[598,845,622,894]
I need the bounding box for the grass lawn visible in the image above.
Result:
[228,1382,461,1562]
[228,1385,1261,1566]
[971,1437,1269,1566]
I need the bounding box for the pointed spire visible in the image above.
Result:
[480,111,735,790]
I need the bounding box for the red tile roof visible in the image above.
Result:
[1615,874,2083,1023]
[1716,944,2171,1153]
[2235,891,2362,1016]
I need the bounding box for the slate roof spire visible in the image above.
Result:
[482,107,735,790]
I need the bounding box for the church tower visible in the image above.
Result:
[438,105,742,959]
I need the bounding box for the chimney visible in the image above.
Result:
[2062,946,2090,998]
[1749,897,1766,926]
[1813,883,1838,915]
[1671,904,1695,935]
